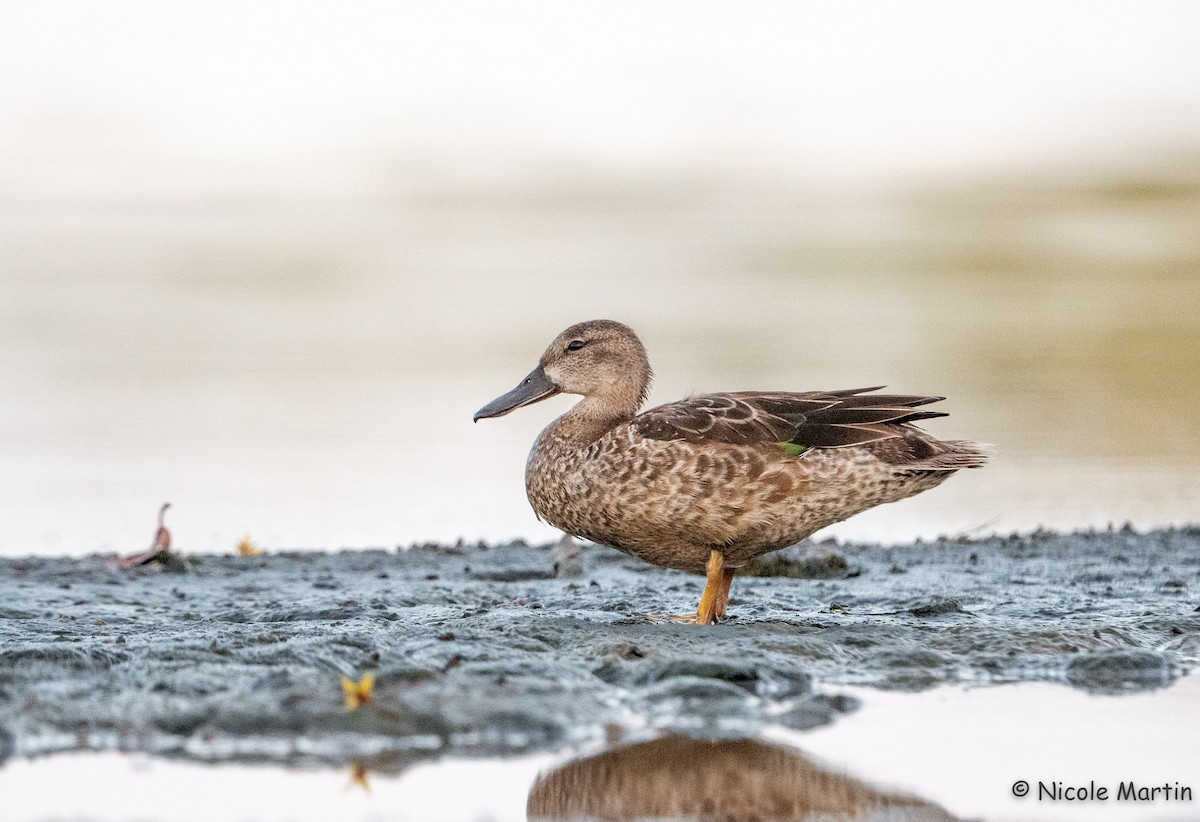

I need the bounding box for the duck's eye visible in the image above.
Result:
[566,339,586,352]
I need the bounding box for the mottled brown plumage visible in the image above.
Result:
[475,320,987,623]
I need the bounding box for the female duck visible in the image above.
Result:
[475,320,986,624]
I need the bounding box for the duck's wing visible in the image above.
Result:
[631,387,947,448]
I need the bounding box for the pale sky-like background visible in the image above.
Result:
[4,2,1200,170]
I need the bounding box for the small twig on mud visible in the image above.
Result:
[115,502,172,568]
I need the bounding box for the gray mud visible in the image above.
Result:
[1,528,1197,770]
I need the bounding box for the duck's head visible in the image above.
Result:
[474,320,652,421]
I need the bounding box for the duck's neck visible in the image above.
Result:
[549,395,641,449]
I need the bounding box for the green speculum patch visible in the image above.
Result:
[777,442,809,457]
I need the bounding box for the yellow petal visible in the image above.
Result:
[341,673,375,711]
[237,535,264,556]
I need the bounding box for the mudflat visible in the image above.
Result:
[1,528,1196,770]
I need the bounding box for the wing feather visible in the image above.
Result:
[631,387,948,449]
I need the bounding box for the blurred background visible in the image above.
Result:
[2,1,1198,556]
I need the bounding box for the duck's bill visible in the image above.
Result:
[473,365,561,421]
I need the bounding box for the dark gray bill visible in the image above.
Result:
[473,365,560,421]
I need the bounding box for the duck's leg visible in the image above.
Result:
[714,567,735,619]
[664,549,725,625]
[644,551,728,624]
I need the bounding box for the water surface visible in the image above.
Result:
[2,154,1198,555]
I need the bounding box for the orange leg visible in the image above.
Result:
[714,567,735,619]
[666,550,725,625]
[696,547,720,624]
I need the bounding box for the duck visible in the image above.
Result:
[474,320,986,624]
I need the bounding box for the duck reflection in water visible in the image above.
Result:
[527,734,956,822]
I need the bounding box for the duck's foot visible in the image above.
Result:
[642,550,735,626]
[640,610,721,625]
[639,610,714,624]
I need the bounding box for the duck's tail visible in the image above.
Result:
[916,439,991,471]
[866,430,991,472]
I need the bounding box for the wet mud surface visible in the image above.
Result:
[1,528,1197,770]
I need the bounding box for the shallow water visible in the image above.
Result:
[4,678,1197,821]
[2,154,1199,556]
